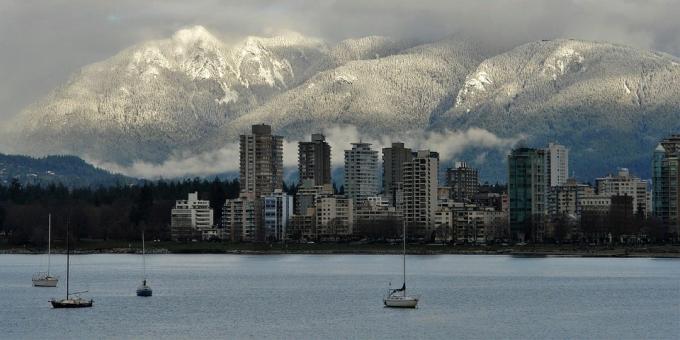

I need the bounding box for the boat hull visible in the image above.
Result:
[384,296,419,308]
[50,298,93,308]
[136,286,152,297]
[33,277,58,287]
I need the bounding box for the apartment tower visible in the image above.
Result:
[402,150,439,238]
[239,124,283,196]
[653,135,680,238]
[446,161,480,203]
[382,143,413,206]
[298,134,332,186]
[344,142,379,206]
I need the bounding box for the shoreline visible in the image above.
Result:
[2,243,679,258]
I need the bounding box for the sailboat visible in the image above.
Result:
[33,214,59,287]
[50,219,93,308]
[136,231,152,297]
[383,219,419,308]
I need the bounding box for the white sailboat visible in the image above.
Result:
[33,214,59,287]
[384,219,419,308]
[136,231,152,297]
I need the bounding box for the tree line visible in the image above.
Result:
[0,178,241,246]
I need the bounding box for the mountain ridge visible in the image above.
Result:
[0,153,137,187]
[2,26,679,181]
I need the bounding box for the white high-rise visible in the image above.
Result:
[545,143,569,187]
[344,142,379,206]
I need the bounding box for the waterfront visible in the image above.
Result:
[1,255,679,339]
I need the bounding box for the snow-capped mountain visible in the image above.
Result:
[2,27,680,180]
[2,26,333,164]
[432,39,680,178]
[225,36,487,138]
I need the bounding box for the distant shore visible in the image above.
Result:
[1,241,679,258]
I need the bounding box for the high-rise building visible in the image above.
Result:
[262,190,294,242]
[402,150,439,238]
[596,168,651,216]
[545,143,569,187]
[508,147,548,241]
[652,135,680,237]
[382,143,413,206]
[298,134,331,186]
[222,193,259,242]
[171,192,214,241]
[344,142,379,206]
[446,161,479,202]
[240,124,283,197]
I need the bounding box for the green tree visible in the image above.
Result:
[0,204,6,239]
[209,178,227,227]
[130,184,154,229]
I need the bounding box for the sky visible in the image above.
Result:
[1,0,680,121]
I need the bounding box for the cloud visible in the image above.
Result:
[93,125,523,179]
[90,146,242,179]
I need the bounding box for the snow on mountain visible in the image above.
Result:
[224,36,488,139]
[433,39,680,179]
[2,29,680,181]
[329,36,417,65]
[1,26,334,164]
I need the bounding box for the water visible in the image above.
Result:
[1,254,679,339]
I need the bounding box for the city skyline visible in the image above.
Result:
[165,123,675,244]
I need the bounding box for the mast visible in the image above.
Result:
[65,218,69,299]
[142,231,146,280]
[403,218,406,296]
[47,214,51,276]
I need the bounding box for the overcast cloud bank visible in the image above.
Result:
[92,126,523,179]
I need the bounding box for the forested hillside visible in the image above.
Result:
[0,154,136,187]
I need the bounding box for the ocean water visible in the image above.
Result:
[1,254,678,339]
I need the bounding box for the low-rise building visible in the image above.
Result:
[316,196,354,239]
[548,178,593,219]
[295,181,333,214]
[451,204,505,244]
[222,193,259,242]
[355,196,402,239]
[596,168,651,216]
[171,192,214,241]
[288,210,316,241]
[434,206,454,242]
[262,190,293,242]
